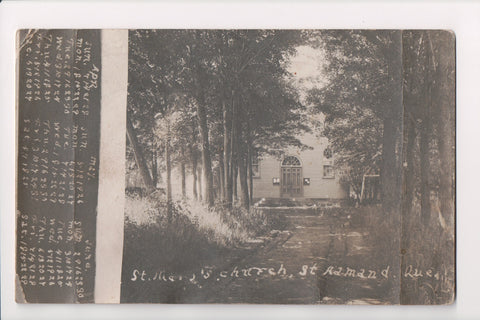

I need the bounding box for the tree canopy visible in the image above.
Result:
[126,30,310,208]
[306,30,402,197]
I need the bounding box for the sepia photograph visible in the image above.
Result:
[118,30,455,304]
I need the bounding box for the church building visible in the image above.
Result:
[251,133,346,200]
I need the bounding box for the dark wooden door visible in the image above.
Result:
[281,167,302,197]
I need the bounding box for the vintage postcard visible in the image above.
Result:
[15,29,455,304]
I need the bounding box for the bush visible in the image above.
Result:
[123,193,289,274]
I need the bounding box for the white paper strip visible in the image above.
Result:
[95,29,128,303]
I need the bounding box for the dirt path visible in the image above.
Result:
[122,206,397,304]
[178,207,396,304]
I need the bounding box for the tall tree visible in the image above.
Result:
[400,29,455,305]
[307,31,403,206]
[434,31,455,231]
[128,30,312,210]
[126,113,155,192]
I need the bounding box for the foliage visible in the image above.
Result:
[123,192,289,283]
[400,30,455,305]
[122,30,454,305]
[126,30,311,207]
[306,30,401,195]
[125,192,286,247]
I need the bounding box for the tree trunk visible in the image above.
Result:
[380,31,403,304]
[191,146,198,200]
[152,148,158,187]
[419,114,431,225]
[219,151,225,202]
[402,114,417,254]
[401,103,416,305]
[238,153,249,209]
[231,93,239,204]
[192,56,214,207]
[165,121,173,222]
[380,31,403,217]
[198,163,203,201]
[126,113,154,192]
[237,119,249,209]
[233,160,238,202]
[404,116,417,219]
[181,146,186,199]
[223,99,233,208]
[248,143,254,203]
[381,97,403,214]
[196,101,215,207]
[435,31,455,230]
[420,32,434,226]
[246,120,254,203]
